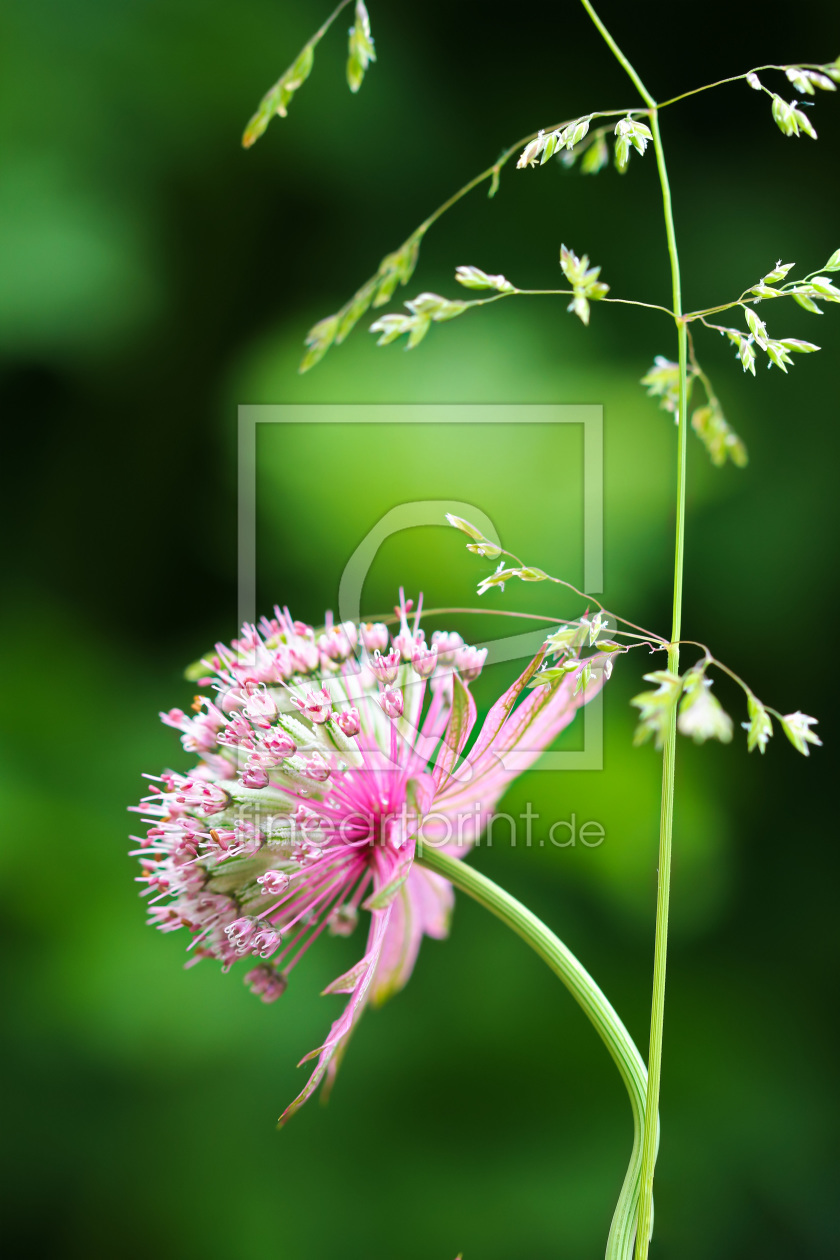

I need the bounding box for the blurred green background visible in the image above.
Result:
[1,1,838,1256]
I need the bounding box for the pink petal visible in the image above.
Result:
[436,662,606,819]
[432,674,477,792]
[370,865,454,1007]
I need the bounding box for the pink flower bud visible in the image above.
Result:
[241,763,269,790]
[225,916,257,952]
[360,622,389,652]
[243,683,277,728]
[411,643,438,678]
[160,708,186,730]
[380,686,404,718]
[244,965,288,1003]
[327,905,359,937]
[270,646,297,680]
[257,869,291,896]
[318,624,355,662]
[251,927,283,958]
[295,804,321,831]
[393,627,425,659]
[456,645,488,682]
[334,706,361,737]
[431,630,464,663]
[304,754,331,782]
[292,686,332,724]
[260,731,297,763]
[217,713,254,750]
[340,621,359,652]
[290,636,320,673]
[369,648,401,684]
[174,778,230,816]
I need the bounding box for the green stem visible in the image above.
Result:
[576,5,688,1255]
[416,843,650,1260]
[576,1,656,107]
[636,113,687,1260]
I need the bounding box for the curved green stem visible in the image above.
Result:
[416,843,650,1260]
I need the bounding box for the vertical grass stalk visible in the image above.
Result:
[575,5,689,1254]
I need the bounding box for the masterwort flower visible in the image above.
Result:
[130,592,606,1123]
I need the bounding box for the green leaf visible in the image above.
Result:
[824,248,840,272]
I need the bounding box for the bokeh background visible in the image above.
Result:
[1,1,838,1256]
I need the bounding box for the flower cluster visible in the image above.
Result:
[130,593,605,1122]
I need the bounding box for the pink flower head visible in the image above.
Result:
[131,595,607,1124]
